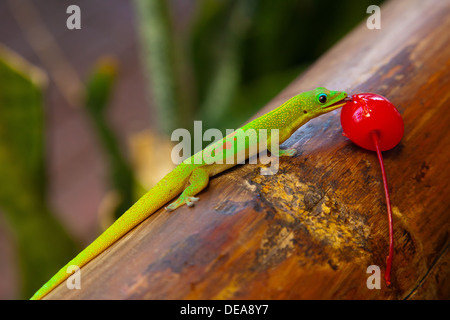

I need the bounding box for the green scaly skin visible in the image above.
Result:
[31,87,348,300]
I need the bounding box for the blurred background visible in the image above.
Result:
[0,0,383,299]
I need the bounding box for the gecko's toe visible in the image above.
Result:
[282,149,297,157]
[186,196,199,207]
[166,197,199,210]
[165,201,181,211]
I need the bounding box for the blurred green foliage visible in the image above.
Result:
[0,48,78,298]
[84,58,145,219]
[134,0,384,142]
[0,50,141,298]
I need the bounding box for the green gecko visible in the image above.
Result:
[30,87,348,300]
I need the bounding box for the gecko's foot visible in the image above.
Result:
[186,196,199,207]
[278,148,297,157]
[165,196,199,211]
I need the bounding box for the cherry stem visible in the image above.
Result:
[371,130,393,287]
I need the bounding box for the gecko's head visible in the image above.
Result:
[301,87,350,117]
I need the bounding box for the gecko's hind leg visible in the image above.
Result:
[165,168,209,211]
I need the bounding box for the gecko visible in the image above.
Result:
[30,87,348,300]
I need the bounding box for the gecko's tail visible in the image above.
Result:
[30,164,191,300]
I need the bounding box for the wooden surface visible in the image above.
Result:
[47,0,449,300]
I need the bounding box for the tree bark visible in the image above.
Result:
[47,0,450,299]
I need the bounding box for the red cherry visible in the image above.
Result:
[340,93,404,151]
[340,93,404,287]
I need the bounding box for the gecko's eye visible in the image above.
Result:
[317,93,328,104]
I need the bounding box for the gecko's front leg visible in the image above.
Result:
[268,146,297,157]
[277,148,297,157]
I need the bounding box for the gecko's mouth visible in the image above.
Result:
[325,96,353,109]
